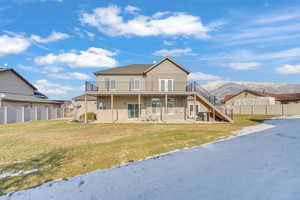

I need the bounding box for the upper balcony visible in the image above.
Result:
[85,80,220,105]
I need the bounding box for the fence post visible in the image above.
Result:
[35,107,38,121]
[265,105,268,115]
[4,106,7,124]
[46,108,48,120]
[282,104,284,116]
[62,108,65,119]
[22,106,25,122]
[251,105,254,115]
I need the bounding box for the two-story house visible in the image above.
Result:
[0,68,61,107]
[76,57,232,123]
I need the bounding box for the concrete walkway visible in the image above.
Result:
[2,118,300,200]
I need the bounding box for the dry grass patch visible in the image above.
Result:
[0,115,275,194]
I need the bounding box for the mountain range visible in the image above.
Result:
[201,81,300,98]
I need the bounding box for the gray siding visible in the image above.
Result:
[0,71,34,95]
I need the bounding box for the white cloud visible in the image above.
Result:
[80,5,210,38]
[30,31,69,43]
[35,47,118,68]
[154,48,197,57]
[18,64,64,73]
[0,35,31,56]
[42,66,64,73]
[85,31,95,39]
[48,72,91,80]
[224,62,262,70]
[276,63,300,75]
[35,79,76,95]
[18,65,33,71]
[188,72,222,81]
[254,11,300,24]
[202,48,300,63]
[124,5,140,13]
[163,40,174,46]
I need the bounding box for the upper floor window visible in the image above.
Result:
[129,79,140,90]
[159,79,173,92]
[106,80,116,90]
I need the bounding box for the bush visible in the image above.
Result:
[80,112,97,121]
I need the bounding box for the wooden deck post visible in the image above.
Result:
[111,94,114,122]
[165,94,168,113]
[138,94,141,120]
[84,94,87,124]
[193,94,196,121]
[213,108,216,121]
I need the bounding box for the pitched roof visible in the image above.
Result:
[0,93,60,104]
[0,68,37,90]
[94,64,153,75]
[72,94,97,101]
[222,89,300,103]
[144,57,190,74]
[93,57,190,75]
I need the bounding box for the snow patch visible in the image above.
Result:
[0,169,38,179]
[232,123,275,136]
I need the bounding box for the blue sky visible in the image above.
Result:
[0,0,300,99]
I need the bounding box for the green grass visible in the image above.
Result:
[0,115,275,194]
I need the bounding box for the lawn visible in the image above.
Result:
[0,115,275,194]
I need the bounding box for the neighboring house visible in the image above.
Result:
[76,57,232,123]
[0,68,61,107]
[222,89,300,106]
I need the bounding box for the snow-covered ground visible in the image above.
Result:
[1,117,300,200]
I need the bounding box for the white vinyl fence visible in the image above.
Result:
[0,106,65,125]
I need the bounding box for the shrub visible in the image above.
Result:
[80,112,97,121]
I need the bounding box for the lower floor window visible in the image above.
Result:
[189,105,193,116]
[167,98,175,114]
[128,104,139,118]
[152,101,161,114]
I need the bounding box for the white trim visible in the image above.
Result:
[129,79,141,90]
[159,79,174,92]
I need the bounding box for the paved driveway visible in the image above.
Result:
[2,118,300,200]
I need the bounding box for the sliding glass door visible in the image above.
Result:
[128,104,139,118]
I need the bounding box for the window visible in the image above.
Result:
[129,79,140,90]
[196,105,199,113]
[159,79,173,92]
[106,80,116,90]
[152,99,161,114]
[189,105,193,117]
[97,99,107,110]
[128,104,139,118]
[167,98,175,114]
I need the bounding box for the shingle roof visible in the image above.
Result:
[93,57,191,75]
[0,93,60,104]
[0,68,38,90]
[222,89,300,103]
[94,64,153,75]
[73,94,97,101]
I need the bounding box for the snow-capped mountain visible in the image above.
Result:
[201,81,300,98]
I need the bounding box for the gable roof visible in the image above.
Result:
[73,94,97,101]
[0,92,59,104]
[94,64,153,75]
[93,57,190,76]
[144,57,190,74]
[0,68,37,90]
[222,89,300,103]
